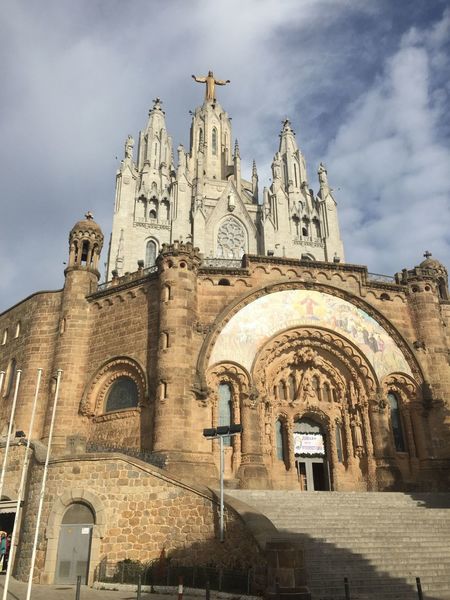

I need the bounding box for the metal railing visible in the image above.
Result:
[96,266,158,292]
[202,258,244,269]
[95,560,256,595]
[367,272,395,283]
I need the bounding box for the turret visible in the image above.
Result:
[66,212,104,284]
[43,214,104,451]
[153,241,217,481]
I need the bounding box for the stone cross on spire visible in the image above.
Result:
[424,250,432,259]
[191,70,230,102]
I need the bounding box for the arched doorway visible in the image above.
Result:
[55,503,94,584]
[294,418,330,491]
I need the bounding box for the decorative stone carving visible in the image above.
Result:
[216,218,246,259]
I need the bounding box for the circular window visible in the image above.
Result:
[105,377,138,412]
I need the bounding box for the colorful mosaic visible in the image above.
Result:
[208,290,412,379]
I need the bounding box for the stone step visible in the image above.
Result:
[227,490,450,599]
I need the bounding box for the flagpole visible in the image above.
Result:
[0,369,22,502]
[26,369,62,600]
[2,368,43,600]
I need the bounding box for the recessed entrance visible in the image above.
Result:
[55,503,94,584]
[294,418,330,491]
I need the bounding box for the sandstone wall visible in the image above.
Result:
[15,452,262,584]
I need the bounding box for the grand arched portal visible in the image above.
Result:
[205,288,424,491]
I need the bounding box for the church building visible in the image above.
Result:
[1,72,450,593]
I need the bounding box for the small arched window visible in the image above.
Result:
[105,377,139,412]
[312,376,320,397]
[162,284,171,302]
[294,163,298,188]
[212,127,218,155]
[438,278,448,300]
[302,219,309,237]
[278,380,287,401]
[323,382,332,403]
[387,392,406,452]
[14,322,21,339]
[313,219,321,238]
[81,241,89,265]
[218,279,230,286]
[218,382,232,446]
[198,128,203,151]
[145,240,157,267]
[1,329,8,345]
[161,200,170,221]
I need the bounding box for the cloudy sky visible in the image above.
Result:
[1,0,449,311]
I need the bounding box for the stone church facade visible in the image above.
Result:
[1,76,450,585]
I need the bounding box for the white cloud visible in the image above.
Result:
[325,11,450,273]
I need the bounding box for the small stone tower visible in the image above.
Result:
[153,241,217,481]
[43,213,104,451]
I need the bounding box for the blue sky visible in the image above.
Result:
[1,0,449,311]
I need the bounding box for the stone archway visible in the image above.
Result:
[42,488,106,585]
[253,327,379,491]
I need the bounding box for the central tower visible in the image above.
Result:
[106,73,345,279]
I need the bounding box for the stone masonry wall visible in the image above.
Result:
[15,452,262,583]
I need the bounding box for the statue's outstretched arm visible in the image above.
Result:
[192,75,207,83]
[214,79,231,86]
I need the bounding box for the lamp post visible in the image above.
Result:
[203,424,243,542]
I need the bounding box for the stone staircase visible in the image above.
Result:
[225,490,450,600]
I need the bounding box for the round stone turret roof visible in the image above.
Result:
[70,212,103,237]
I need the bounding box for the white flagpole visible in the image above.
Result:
[2,368,43,600]
[0,369,22,502]
[26,368,62,600]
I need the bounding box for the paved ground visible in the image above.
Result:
[0,576,174,600]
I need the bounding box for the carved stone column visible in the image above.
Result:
[361,402,377,490]
[342,408,355,468]
[328,419,339,490]
[237,393,270,488]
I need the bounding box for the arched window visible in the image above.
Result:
[162,284,171,302]
[438,278,448,300]
[275,419,287,462]
[198,128,203,151]
[218,382,232,446]
[323,382,332,403]
[216,217,246,259]
[294,163,298,188]
[312,376,320,398]
[313,218,321,238]
[14,322,21,339]
[278,380,286,401]
[2,329,7,345]
[292,215,300,236]
[105,377,139,412]
[387,392,406,452]
[161,200,170,221]
[145,240,157,267]
[81,241,89,265]
[212,127,218,155]
[302,218,309,237]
